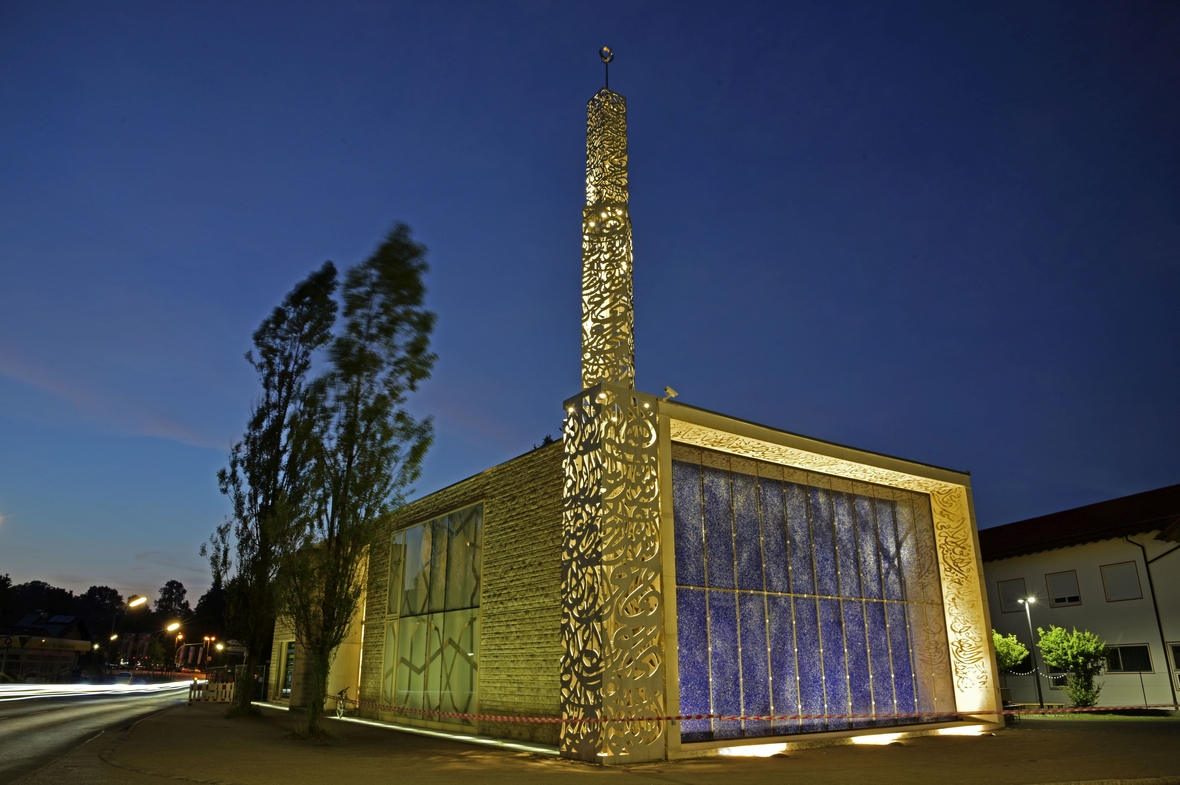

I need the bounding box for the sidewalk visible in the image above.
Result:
[17,702,1180,785]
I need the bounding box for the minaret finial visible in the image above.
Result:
[599,46,613,90]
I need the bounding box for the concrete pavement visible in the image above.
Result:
[0,688,187,783]
[14,702,1180,785]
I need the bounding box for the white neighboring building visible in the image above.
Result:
[980,484,1180,708]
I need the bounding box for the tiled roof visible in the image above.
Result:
[979,484,1180,561]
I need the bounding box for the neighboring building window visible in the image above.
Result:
[997,578,1028,614]
[1100,562,1143,602]
[1046,571,1081,607]
[280,641,296,698]
[382,503,483,724]
[1170,644,1180,690]
[1106,645,1153,673]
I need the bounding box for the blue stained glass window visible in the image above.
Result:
[703,467,736,590]
[708,590,742,739]
[738,593,771,736]
[759,480,790,594]
[810,486,839,597]
[793,596,826,734]
[676,587,711,741]
[820,598,849,731]
[865,600,896,725]
[876,499,904,601]
[672,452,956,743]
[834,492,861,598]
[843,600,873,728]
[785,482,815,596]
[733,473,764,591]
[855,495,882,600]
[888,601,917,716]
[766,594,799,735]
[672,460,706,588]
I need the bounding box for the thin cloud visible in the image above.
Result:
[0,351,226,450]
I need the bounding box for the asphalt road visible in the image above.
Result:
[0,687,187,783]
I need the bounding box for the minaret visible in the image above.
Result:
[581,86,635,389]
[560,51,668,765]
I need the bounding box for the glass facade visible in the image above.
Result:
[382,504,483,723]
[672,448,956,742]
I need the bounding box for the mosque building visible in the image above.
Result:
[271,66,1002,763]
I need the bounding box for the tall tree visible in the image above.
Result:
[204,261,338,715]
[9,580,74,617]
[283,224,435,736]
[76,585,123,619]
[155,580,191,620]
[74,585,124,633]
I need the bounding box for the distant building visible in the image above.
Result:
[980,485,1180,707]
[0,612,94,683]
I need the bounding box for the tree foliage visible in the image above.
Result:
[282,224,435,736]
[76,585,124,620]
[6,580,74,616]
[204,261,338,715]
[992,630,1029,671]
[1037,625,1106,707]
[155,580,191,620]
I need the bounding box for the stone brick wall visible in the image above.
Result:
[358,440,564,746]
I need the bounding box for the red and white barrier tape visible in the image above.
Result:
[331,695,1178,725]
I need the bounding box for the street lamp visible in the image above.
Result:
[1018,597,1045,709]
[108,594,147,666]
[173,631,184,671]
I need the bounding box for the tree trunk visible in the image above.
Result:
[304,650,329,736]
[234,649,258,713]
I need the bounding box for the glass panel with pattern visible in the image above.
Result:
[672,449,957,742]
[388,503,483,724]
[281,641,296,698]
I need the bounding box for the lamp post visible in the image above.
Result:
[1018,597,1045,709]
[107,594,148,666]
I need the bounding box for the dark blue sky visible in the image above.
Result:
[1,2,1177,598]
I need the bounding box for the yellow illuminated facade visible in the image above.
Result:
[333,77,1001,766]
[558,83,1000,762]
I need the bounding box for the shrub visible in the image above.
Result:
[992,630,1029,671]
[1037,625,1106,707]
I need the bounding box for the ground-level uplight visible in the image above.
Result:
[716,743,787,757]
[938,725,988,736]
[852,732,903,745]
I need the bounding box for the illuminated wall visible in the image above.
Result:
[671,446,956,742]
